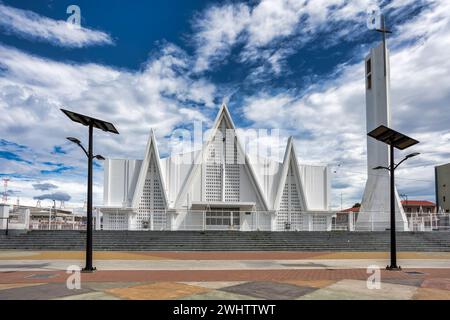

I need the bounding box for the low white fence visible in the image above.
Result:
[174,211,273,232]
[29,221,86,230]
[101,209,333,232]
[5,209,448,232]
[345,211,450,232]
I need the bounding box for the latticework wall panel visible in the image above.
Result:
[224,134,240,202]
[312,215,328,231]
[276,163,304,231]
[136,154,166,230]
[103,211,128,230]
[205,118,241,202]
[205,123,224,201]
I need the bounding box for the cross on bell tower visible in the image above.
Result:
[375,14,392,76]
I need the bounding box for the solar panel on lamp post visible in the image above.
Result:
[62,109,119,272]
[368,125,419,270]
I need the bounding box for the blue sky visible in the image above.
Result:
[0,0,449,209]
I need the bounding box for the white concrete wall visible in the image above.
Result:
[104,159,142,207]
[0,204,10,229]
[250,156,282,207]
[239,165,264,210]
[298,165,330,211]
[160,151,199,206]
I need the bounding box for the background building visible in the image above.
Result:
[402,200,435,214]
[0,204,86,230]
[435,163,450,213]
[339,200,450,231]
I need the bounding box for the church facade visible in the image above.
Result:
[100,104,334,231]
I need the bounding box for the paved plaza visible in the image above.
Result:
[0,251,450,300]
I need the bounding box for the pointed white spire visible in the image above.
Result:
[273,136,308,210]
[131,129,169,208]
[173,103,269,210]
[211,102,236,130]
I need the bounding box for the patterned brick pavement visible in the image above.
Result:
[0,251,449,300]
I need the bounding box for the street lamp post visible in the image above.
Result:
[369,125,419,270]
[61,109,118,272]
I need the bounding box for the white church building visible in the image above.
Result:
[100,104,334,231]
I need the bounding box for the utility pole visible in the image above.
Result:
[2,178,10,204]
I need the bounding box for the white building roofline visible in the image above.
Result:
[131,129,169,208]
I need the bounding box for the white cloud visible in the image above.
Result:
[241,0,450,209]
[192,0,380,73]
[245,0,304,47]
[192,3,250,72]
[0,3,113,47]
[0,43,216,205]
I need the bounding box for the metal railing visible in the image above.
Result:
[100,209,334,232]
[30,221,86,230]
[175,210,273,231]
[353,211,450,232]
[6,209,447,233]
[331,224,349,231]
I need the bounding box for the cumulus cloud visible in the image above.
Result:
[5,189,19,196]
[0,42,216,206]
[241,0,450,208]
[34,191,71,202]
[191,0,385,73]
[32,183,58,191]
[192,3,251,72]
[0,3,113,47]
[0,42,215,155]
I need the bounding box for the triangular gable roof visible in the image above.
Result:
[131,129,169,208]
[174,103,269,210]
[273,136,308,210]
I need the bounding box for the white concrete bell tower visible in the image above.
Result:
[356,42,409,231]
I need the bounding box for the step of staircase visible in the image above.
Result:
[0,230,449,251]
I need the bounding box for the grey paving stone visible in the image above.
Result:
[83,281,144,291]
[179,290,259,300]
[56,291,121,300]
[298,288,383,300]
[25,273,59,279]
[0,283,92,300]
[382,278,424,287]
[220,281,317,300]
[318,279,417,300]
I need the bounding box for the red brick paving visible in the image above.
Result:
[421,278,450,291]
[1,268,449,284]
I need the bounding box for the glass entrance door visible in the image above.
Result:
[205,208,240,230]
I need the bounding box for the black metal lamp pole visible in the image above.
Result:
[85,122,95,272]
[389,143,398,269]
[61,108,119,273]
[368,125,419,271]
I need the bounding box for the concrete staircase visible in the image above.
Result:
[0,230,449,251]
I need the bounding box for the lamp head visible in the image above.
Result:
[94,155,105,161]
[373,166,385,170]
[66,137,81,145]
[405,152,420,159]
